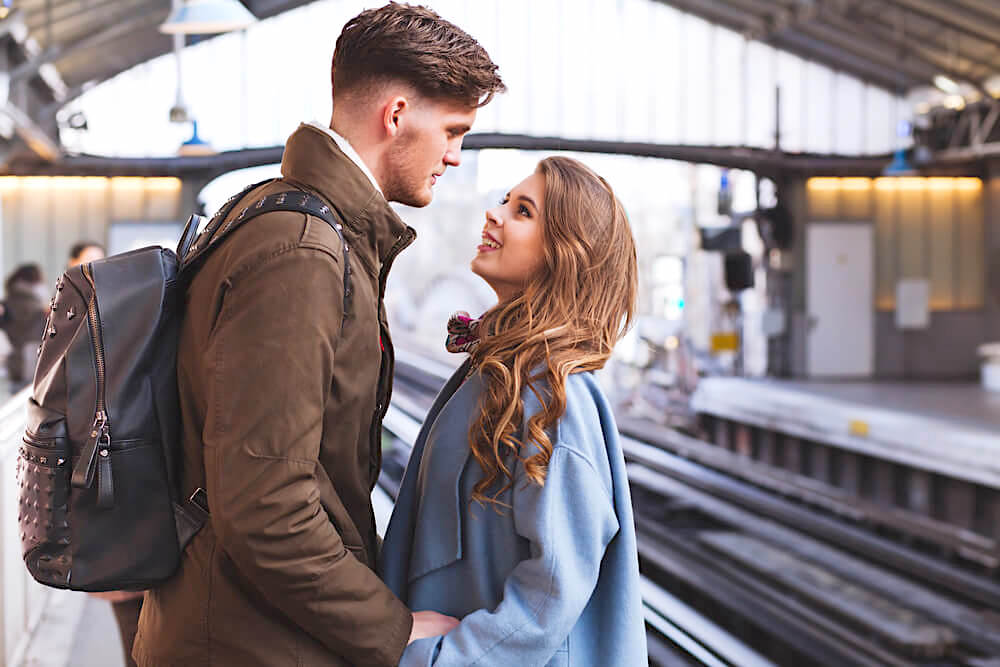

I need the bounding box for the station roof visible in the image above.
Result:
[2,0,998,172]
[9,0,313,94]
[653,0,1000,94]
[0,1,311,165]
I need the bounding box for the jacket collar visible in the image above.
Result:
[281,123,415,267]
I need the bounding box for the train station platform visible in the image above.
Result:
[692,377,1000,489]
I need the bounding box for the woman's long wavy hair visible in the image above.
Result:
[468,156,638,508]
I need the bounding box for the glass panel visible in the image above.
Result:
[650,3,682,144]
[746,42,775,148]
[776,51,804,152]
[712,28,743,146]
[65,1,908,157]
[865,88,892,154]
[682,15,712,145]
[833,73,864,155]
[803,62,833,154]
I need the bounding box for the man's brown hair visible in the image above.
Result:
[332,2,505,108]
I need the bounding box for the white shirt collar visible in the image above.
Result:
[306,121,382,196]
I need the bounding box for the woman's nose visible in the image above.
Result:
[485,208,503,226]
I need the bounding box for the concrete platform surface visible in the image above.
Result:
[692,377,1000,489]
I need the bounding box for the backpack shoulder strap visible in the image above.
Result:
[177,178,276,259]
[180,189,353,323]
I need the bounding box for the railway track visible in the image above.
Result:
[389,350,1000,666]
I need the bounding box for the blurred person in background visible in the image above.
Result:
[380,157,648,666]
[0,263,48,388]
[68,240,106,268]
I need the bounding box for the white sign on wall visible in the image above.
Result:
[896,279,930,330]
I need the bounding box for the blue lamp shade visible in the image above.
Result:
[178,121,216,156]
[160,0,256,35]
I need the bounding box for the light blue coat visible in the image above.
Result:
[379,360,647,666]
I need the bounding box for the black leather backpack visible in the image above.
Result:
[18,180,349,591]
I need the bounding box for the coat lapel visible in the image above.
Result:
[380,359,471,593]
[406,365,481,583]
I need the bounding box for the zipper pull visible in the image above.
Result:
[97,442,114,509]
[72,411,107,489]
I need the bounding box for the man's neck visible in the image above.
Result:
[324,120,383,195]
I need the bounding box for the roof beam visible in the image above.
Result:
[24,0,145,32]
[0,9,28,41]
[819,7,995,91]
[651,0,766,36]
[876,0,1000,48]
[767,29,917,91]
[853,4,1000,80]
[792,17,936,83]
[0,134,893,179]
[1,101,61,162]
[10,9,165,85]
[653,0,916,91]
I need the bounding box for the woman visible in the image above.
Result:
[380,156,647,666]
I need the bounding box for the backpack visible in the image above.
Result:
[18,180,350,591]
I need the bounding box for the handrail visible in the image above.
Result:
[0,386,53,667]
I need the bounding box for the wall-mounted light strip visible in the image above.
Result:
[810,177,983,192]
[0,176,180,192]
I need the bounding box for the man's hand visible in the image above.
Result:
[407,611,460,645]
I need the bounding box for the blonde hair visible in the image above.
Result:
[468,156,638,507]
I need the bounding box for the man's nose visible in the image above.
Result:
[445,138,464,166]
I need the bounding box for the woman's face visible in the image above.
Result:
[471,172,546,301]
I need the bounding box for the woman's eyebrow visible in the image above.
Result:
[516,194,538,211]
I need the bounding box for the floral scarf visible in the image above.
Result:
[445,311,482,355]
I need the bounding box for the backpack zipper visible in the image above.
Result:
[71,264,113,505]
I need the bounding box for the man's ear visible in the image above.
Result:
[382,96,408,138]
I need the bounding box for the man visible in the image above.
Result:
[133,4,504,665]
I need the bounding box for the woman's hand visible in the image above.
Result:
[408,611,460,644]
[88,590,145,603]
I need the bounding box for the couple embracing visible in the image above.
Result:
[133,3,647,666]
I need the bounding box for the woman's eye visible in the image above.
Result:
[499,195,510,205]
[518,205,531,217]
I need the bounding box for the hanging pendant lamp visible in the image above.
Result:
[160,0,256,35]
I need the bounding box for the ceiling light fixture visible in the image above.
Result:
[160,0,256,35]
[932,75,959,94]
